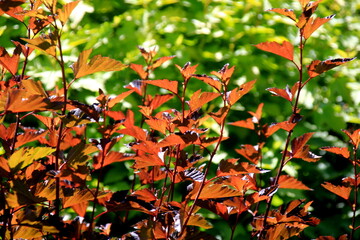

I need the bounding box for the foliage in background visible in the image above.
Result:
[0,0,359,239]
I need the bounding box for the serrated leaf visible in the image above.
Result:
[267,8,297,21]
[343,129,360,149]
[188,90,220,112]
[8,147,56,171]
[307,58,356,78]
[229,118,255,130]
[267,85,293,102]
[21,34,58,57]
[175,62,198,81]
[152,55,176,69]
[72,49,127,78]
[226,80,256,105]
[322,182,351,200]
[57,0,79,26]
[193,74,222,92]
[320,146,350,159]
[130,63,147,79]
[0,45,21,75]
[63,189,109,208]
[93,151,134,169]
[143,79,178,94]
[149,94,174,110]
[209,106,230,125]
[15,129,47,148]
[188,182,241,200]
[254,41,294,61]
[278,175,312,190]
[145,118,168,135]
[235,145,261,164]
[218,158,263,176]
[108,89,134,108]
[303,15,335,39]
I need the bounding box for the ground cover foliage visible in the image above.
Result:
[0,0,359,239]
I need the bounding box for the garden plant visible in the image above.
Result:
[0,0,359,239]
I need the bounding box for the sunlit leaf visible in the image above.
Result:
[307,58,356,78]
[235,145,261,164]
[108,89,134,108]
[320,146,350,159]
[254,41,294,61]
[267,8,297,21]
[63,189,109,208]
[303,15,335,39]
[188,182,241,200]
[143,79,178,94]
[130,63,147,79]
[193,74,222,92]
[227,80,256,105]
[218,158,263,176]
[21,33,58,57]
[278,175,312,190]
[72,49,127,78]
[343,129,360,149]
[175,62,198,81]
[152,55,176,69]
[57,0,80,26]
[188,90,220,112]
[322,182,351,200]
[8,147,56,171]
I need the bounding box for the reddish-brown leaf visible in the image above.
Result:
[21,34,58,57]
[218,158,263,176]
[149,94,174,110]
[188,182,241,200]
[290,132,321,162]
[63,189,109,208]
[152,55,176,69]
[192,74,222,92]
[57,0,80,26]
[235,144,261,164]
[108,90,134,108]
[0,45,21,75]
[6,89,49,113]
[130,63,147,79]
[211,64,235,85]
[175,62,198,81]
[229,118,255,130]
[343,129,360,149]
[322,182,352,200]
[209,106,230,125]
[227,80,256,105]
[145,118,168,135]
[303,15,335,39]
[254,41,294,61]
[278,175,312,190]
[267,8,297,21]
[188,90,221,112]
[72,49,127,78]
[118,126,147,141]
[307,58,356,78]
[143,79,178,94]
[15,129,47,148]
[320,146,350,159]
[267,85,294,102]
[93,151,134,169]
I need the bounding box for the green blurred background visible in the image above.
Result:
[1,0,360,238]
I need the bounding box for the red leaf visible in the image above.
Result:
[149,94,174,110]
[249,103,264,123]
[56,0,80,26]
[227,80,256,105]
[274,121,297,132]
[130,63,147,79]
[290,132,321,162]
[193,74,222,92]
[188,90,221,112]
[143,79,178,94]
[267,8,297,21]
[209,106,230,125]
[254,41,294,61]
[108,90,134,108]
[0,45,21,75]
[188,182,241,200]
[229,118,255,130]
[322,182,352,200]
[278,175,312,190]
[175,62,198,81]
[343,129,360,149]
[235,144,262,164]
[93,151,134,169]
[303,15,335,39]
[218,158,263,176]
[267,85,293,102]
[15,129,47,148]
[320,147,350,159]
[118,126,147,141]
[307,58,356,78]
[152,55,176,69]
[145,118,168,135]
[211,64,235,85]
